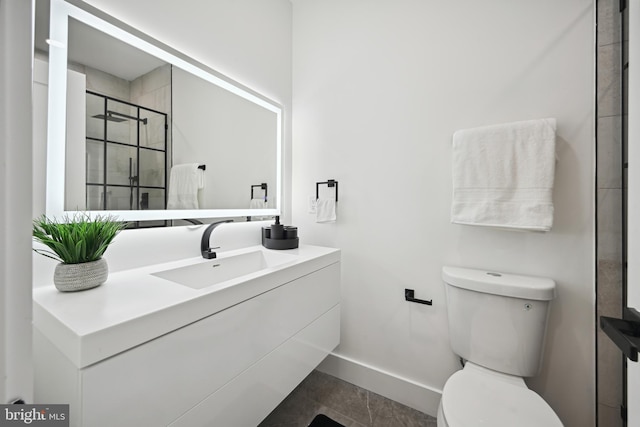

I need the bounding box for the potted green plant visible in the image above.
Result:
[32,213,126,292]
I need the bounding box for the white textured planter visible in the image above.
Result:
[54,258,108,292]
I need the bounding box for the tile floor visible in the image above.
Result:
[259,370,437,427]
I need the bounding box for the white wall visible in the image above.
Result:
[1,0,34,404]
[291,1,595,426]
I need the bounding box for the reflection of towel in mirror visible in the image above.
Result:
[250,198,266,209]
[167,164,204,209]
[249,198,267,220]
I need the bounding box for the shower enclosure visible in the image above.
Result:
[85,91,168,215]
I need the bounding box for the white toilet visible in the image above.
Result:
[438,266,563,427]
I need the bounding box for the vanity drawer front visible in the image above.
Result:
[80,262,340,427]
[170,304,340,427]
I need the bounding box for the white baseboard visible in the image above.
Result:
[316,352,442,417]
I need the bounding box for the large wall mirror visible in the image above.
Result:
[36,0,282,223]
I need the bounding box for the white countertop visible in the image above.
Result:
[33,244,340,369]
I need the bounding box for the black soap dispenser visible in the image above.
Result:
[270,216,285,239]
[262,216,299,250]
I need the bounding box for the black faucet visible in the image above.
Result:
[182,218,203,225]
[200,219,234,259]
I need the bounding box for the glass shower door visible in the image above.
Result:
[85,91,167,214]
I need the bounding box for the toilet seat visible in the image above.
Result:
[440,363,563,427]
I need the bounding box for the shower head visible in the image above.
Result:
[92,110,148,124]
[91,113,127,123]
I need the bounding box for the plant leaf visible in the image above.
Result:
[32,213,126,264]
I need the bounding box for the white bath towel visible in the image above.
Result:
[451,118,557,231]
[316,198,337,223]
[250,198,266,209]
[167,163,204,209]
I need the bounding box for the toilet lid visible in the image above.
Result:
[441,369,563,427]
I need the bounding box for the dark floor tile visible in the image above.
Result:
[297,371,377,425]
[315,406,366,427]
[260,370,436,427]
[258,386,321,427]
[371,398,437,427]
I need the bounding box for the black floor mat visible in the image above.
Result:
[308,414,345,427]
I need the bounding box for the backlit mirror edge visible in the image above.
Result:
[45,0,283,222]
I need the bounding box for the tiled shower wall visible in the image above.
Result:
[596,0,624,426]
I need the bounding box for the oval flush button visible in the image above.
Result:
[486,272,502,277]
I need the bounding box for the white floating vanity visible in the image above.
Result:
[33,244,341,427]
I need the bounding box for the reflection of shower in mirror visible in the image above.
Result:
[85,91,168,217]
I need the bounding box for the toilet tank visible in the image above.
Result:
[442,266,556,377]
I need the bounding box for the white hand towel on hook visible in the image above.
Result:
[316,198,337,223]
[451,118,557,231]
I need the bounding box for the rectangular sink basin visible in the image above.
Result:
[151,249,296,289]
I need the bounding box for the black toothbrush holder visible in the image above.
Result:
[262,216,299,250]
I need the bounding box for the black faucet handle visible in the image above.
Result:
[202,248,218,259]
[200,219,233,259]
